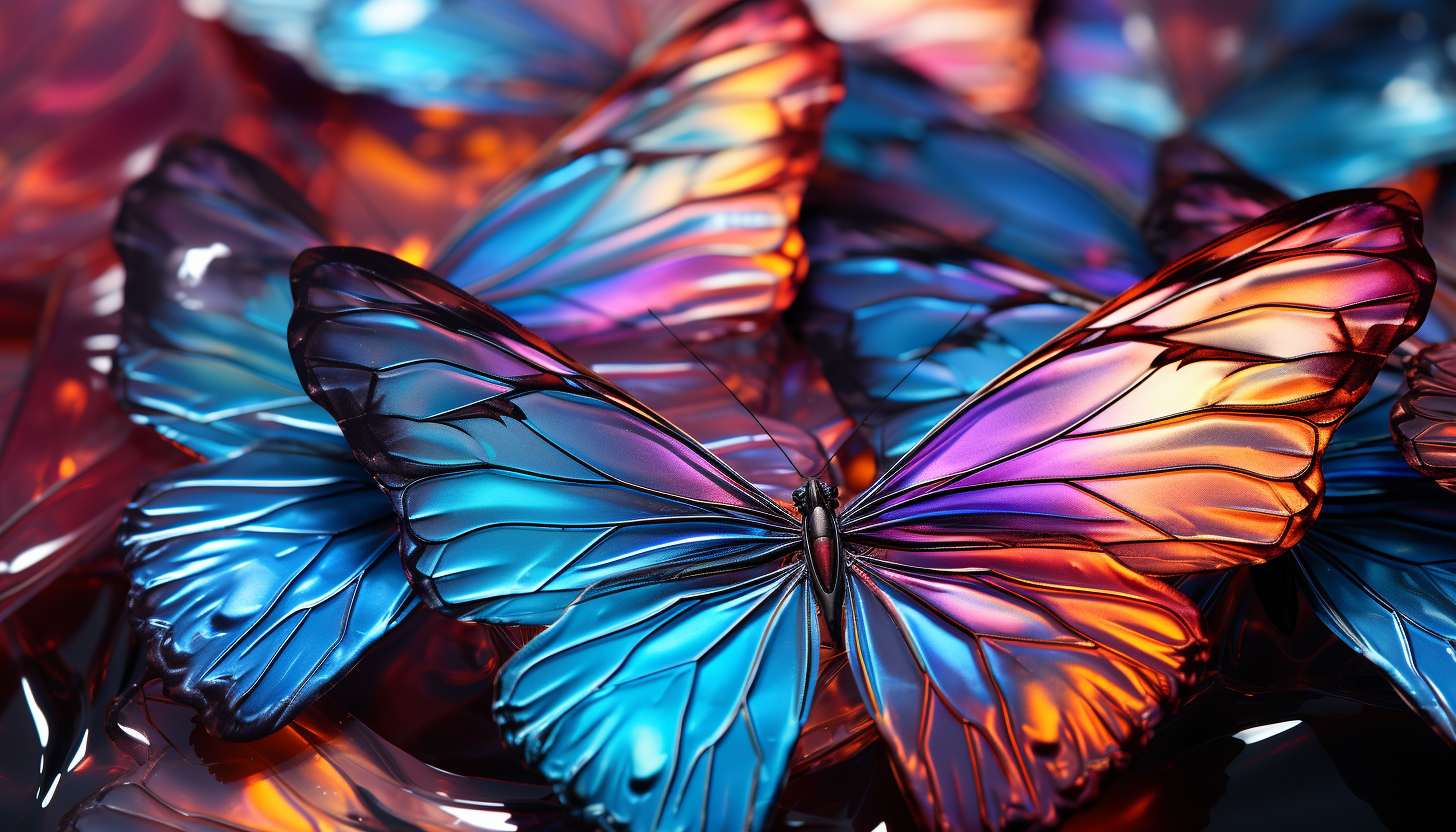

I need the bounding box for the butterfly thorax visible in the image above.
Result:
[792,479,845,630]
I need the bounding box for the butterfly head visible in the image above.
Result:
[793,479,845,631]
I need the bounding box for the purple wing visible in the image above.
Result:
[1392,339,1456,490]
[1139,135,1291,264]
[842,544,1205,832]
[288,247,799,624]
[841,189,1435,574]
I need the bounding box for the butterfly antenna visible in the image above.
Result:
[816,305,975,477]
[648,310,807,480]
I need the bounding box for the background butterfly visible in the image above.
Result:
[289,187,1429,832]
[112,0,841,740]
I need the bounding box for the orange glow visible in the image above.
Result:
[55,378,87,413]
[393,234,431,266]
[845,446,877,493]
[57,456,76,479]
[238,777,315,832]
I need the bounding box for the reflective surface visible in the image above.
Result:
[1392,340,1456,490]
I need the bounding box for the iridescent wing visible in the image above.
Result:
[841,189,1435,575]
[1392,340,1456,490]
[1292,364,1456,742]
[289,247,800,624]
[842,544,1205,832]
[112,136,345,460]
[1139,135,1290,264]
[431,0,841,343]
[120,450,414,740]
[823,48,1152,297]
[796,170,1101,469]
[496,560,818,832]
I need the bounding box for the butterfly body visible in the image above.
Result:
[793,478,844,631]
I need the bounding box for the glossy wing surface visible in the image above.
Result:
[431,0,841,343]
[1392,340,1456,491]
[120,450,414,741]
[841,189,1435,574]
[843,545,1204,832]
[289,247,798,624]
[496,561,818,832]
[797,174,1101,468]
[112,137,345,459]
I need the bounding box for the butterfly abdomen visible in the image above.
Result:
[793,479,845,631]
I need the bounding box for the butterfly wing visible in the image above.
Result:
[841,189,1435,574]
[289,246,800,624]
[1392,340,1456,490]
[496,560,818,832]
[119,449,414,740]
[842,544,1204,832]
[430,0,841,343]
[111,136,344,459]
[796,172,1101,468]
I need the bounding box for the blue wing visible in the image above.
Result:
[112,136,345,460]
[1196,10,1456,196]
[120,449,415,741]
[1289,365,1456,742]
[842,545,1204,832]
[289,247,800,624]
[430,0,841,343]
[496,560,818,832]
[796,174,1101,468]
[823,48,1152,297]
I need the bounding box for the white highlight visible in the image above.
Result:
[40,775,60,808]
[355,0,431,34]
[118,723,151,746]
[178,242,232,287]
[1233,720,1301,745]
[67,729,89,772]
[21,678,50,747]
[441,806,518,831]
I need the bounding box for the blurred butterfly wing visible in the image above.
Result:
[842,545,1204,832]
[797,175,1101,467]
[496,561,818,832]
[431,0,841,342]
[824,48,1151,297]
[289,247,799,624]
[1196,18,1456,197]
[112,137,346,459]
[1140,135,1292,264]
[120,450,414,740]
[1392,341,1456,490]
[842,189,1435,574]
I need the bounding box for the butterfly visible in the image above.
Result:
[113,0,841,741]
[287,185,1430,832]
[1392,340,1456,491]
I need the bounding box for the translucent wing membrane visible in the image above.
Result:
[496,561,819,832]
[432,0,842,343]
[843,545,1205,832]
[1293,365,1456,743]
[842,189,1435,574]
[112,137,344,459]
[289,247,799,624]
[796,171,1101,468]
[1392,340,1456,491]
[120,450,414,740]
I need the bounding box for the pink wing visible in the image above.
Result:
[1139,135,1290,263]
[842,189,1434,574]
[843,544,1205,832]
[1392,339,1456,490]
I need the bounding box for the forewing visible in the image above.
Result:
[796,175,1101,468]
[289,247,798,624]
[111,137,345,459]
[431,0,841,343]
[120,450,414,741]
[496,561,818,832]
[843,545,1204,832]
[1392,340,1456,490]
[842,189,1435,574]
